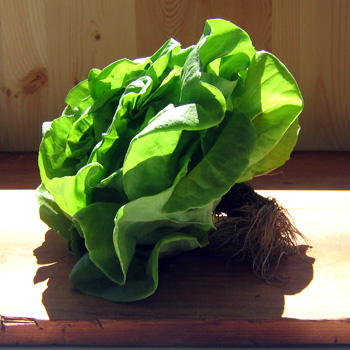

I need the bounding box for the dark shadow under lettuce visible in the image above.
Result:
[33,229,314,320]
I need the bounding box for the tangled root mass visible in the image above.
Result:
[207,183,308,283]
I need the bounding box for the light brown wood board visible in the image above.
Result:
[0,0,349,151]
[0,151,350,345]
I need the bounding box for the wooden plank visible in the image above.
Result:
[1,1,350,151]
[0,3,7,150]
[0,0,137,152]
[2,187,349,322]
[0,0,48,151]
[272,0,300,81]
[272,0,350,151]
[7,150,349,191]
[257,190,350,320]
[0,151,350,345]
[297,0,350,150]
[135,0,272,58]
[0,189,312,321]
[44,0,137,126]
[248,151,350,190]
[0,152,40,189]
[1,318,350,346]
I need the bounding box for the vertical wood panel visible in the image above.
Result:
[135,0,208,58]
[0,0,136,151]
[297,0,350,150]
[272,0,300,81]
[44,0,137,122]
[0,1,6,149]
[0,0,48,151]
[135,0,272,58]
[0,0,349,151]
[271,0,302,149]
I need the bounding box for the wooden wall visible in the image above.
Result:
[0,0,349,151]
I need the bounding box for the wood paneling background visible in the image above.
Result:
[0,0,349,151]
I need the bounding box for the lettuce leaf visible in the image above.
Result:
[37,19,303,302]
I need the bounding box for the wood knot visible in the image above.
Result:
[90,28,101,41]
[20,68,48,94]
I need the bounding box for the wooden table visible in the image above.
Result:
[0,151,350,346]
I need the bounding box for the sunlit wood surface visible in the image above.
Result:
[0,0,349,151]
[0,151,350,346]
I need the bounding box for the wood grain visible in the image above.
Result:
[0,0,136,151]
[1,319,350,346]
[0,152,350,345]
[0,1,349,151]
[44,0,137,122]
[297,0,350,150]
[135,0,273,58]
[272,0,300,80]
[0,0,48,151]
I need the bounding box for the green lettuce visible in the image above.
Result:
[37,19,303,302]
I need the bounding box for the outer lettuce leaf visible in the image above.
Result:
[238,119,300,182]
[45,162,106,217]
[235,51,303,181]
[36,184,72,240]
[123,104,196,200]
[113,184,213,280]
[200,18,255,71]
[38,115,80,185]
[165,111,256,213]
[37,18,303,302]
[69,232,204,302]
[72,202,123,283]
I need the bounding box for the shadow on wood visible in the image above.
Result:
[33,229,314,321]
